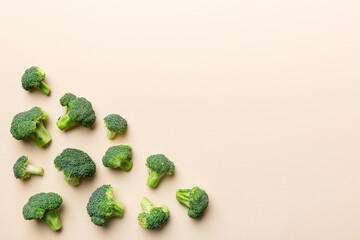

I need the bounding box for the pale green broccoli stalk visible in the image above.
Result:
[10,106,52,147]
[13,156,44,180]
[104,114,127,139]
[146,154,175,188]
[86,184,125,226]
[102,145,133,171]
[137,197,170,229]
[176,186,209,218]
[22,192,63,231]
[21,66,51,95]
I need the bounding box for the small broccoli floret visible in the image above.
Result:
[21,66,51,95]
[56,93,96,131]
[10,106,52,147]
[13,156,44,180]
[102,145,133,171]
[137,197,170,229]
[176,186,209,218]
[103,114,127,139]
[146,154,175,188]
[22,192,63,231]
[54,148,96,186]
[86,184,125,226]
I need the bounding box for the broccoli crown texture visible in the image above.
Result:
[176,186,209,218]
[103,114,127,138]
[137,197,170,229]
[10,106,52,147]
[146,154,175,187]
[22,192,63,231]
[86,184,124,226]
[21,66,50,95]
[56,93,96,130]
[102,145,132,170]
[54,148,96,186]
[13,155,43,179]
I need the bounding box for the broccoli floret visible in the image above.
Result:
[21,66,51,95]
[10,106,52,147]
[103,114,127,139]
[22,192,63,231]
[56,93,96,131]
[86,184,124,226]
[146,154,175,188]
[137,197,170,229]
[13,156,44,180]
[176,186,209,218]
[54,148,96,186]
[102,145,133,171]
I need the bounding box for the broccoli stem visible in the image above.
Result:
[25,164,44,176]
[113,200,125,217]
[107,130,117,139]
[35,82,51,95]
[29,121,52,147]
[146,170,165,188]
[140,197,155,213]
[56,113,78,131]
[64,176,80,186]
[121,160,133,171]
[175,189,191,208]
[41,209,62,231]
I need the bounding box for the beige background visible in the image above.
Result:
[1,0,360,239]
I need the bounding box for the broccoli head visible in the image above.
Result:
[102,145,133,171]
[146,154,175,188]
[22,192,63,231]
[21,66,51,95]
[56,93,96,131]
[137,197,170,229]
[10,106,52,147]
[86,184,124,226]
[13,155,44,180]
[103,114,127,139]
[54,148,96,186]
[176,186,209,218]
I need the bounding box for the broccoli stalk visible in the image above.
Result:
[147,171,165,188]
[107,130,117,139]
[175,189,191,208]
[106,189,124,218]
[41,209,62,231]
[29,121,52,147]
[141,197,155,213]
[35,81,51,95]
[24,164,44,176]
[64,176,81,186]
[56,109,78,131]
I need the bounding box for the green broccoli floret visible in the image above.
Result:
[21,66,51,95]
[13,156,44,180]
[137,197,170,229]
[22,192,63,231]
[102,145,132,171]
[10,106,52,147]
[103,114,127,139]
[86,184,124,226]
[146,154,175,188]
[54,148,96,186]
[176,186,209,218]
[56,93,96,131]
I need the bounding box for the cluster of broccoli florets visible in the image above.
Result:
[12,66,209,232]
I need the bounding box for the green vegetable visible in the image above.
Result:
[22,192,63,231]
[10,106,52,147]
[176,186,209,218]
[146,154,175,188]
[103,114,127,139]
[21,66,50,95]
[13,155,43,180]
[137,197,170,229]
[86,184,124,226]
[56,93,96,131]
[102,145,133,171]
[54,148,96,186]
